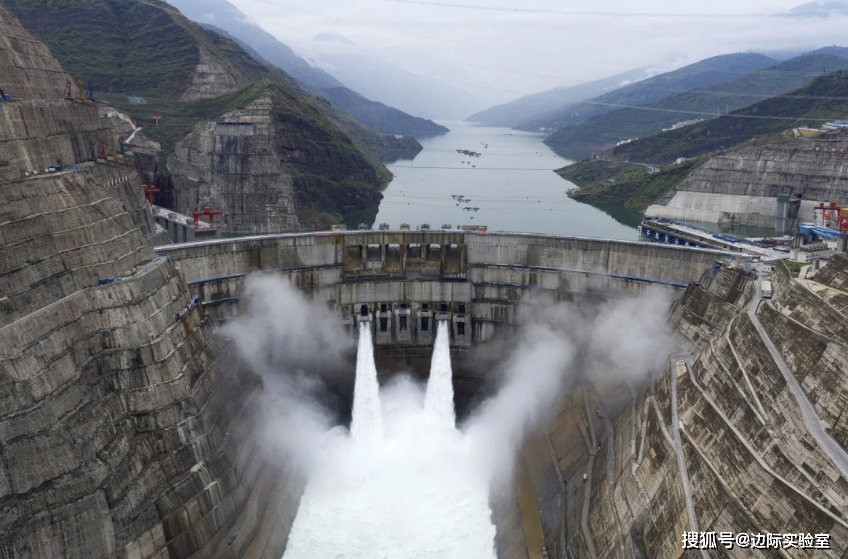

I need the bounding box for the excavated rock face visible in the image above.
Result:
[167,96,302,234]
[167,87,386,233]
[0,13,66,100]
[647,131,848,227]
[179,46,240,101]
[521,263,848,559]
[0,9,278,559]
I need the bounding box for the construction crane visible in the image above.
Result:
[192,206,223,229]
[142,184,160,204]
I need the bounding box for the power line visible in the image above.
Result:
[374,0,840,20]
[249,0,662,89]
[377,199,609,211]
[572,100,844,122]
[250,0,848,98]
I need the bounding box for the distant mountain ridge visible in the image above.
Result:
[544,52,848,159]
[610,68,848,164]
[167,0,449,138]
[465,67,653,128]
[516,53,777,132]
[166,0,343,90]
[788,0,848,16]
[557,61,848,220]
[301,34,480,120]
[318,87,448,137]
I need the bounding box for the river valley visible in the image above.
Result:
[367,121,638,239]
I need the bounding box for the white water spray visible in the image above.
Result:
[223,277,674,559]
[350,322,382,442]
[424,320,456,429]
[283,319,496,559]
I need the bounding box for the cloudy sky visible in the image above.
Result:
[227,0,848,107]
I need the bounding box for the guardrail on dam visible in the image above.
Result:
[157,231,738,345]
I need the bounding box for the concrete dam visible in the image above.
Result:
[145,229,736,557]
[4,5,848,558]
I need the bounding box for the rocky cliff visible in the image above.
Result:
[518,262,848,558]
[647,131,848,227]
[0,9,289,558]
[3,0,414,234]
[167,82,390,233]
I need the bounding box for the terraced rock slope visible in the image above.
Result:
[522,261,848,558]
[0,8,294,558]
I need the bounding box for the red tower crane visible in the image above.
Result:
[192,206,223,229]
[142,184,160,205]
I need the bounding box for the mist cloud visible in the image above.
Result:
[222,274,678,555]
[221,275,353,474]
[223,274,676,498]
[464,288,675,482]
[231,0,848,109]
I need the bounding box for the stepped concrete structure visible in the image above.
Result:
[647,130,848,228]
[166,98,302,235]
[5,6,848,558]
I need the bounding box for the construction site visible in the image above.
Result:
[4,4,848,559]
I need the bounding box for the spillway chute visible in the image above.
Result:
[424,320,456,429]
[350,321,382,442]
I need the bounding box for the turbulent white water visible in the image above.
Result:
[350,322,383,442]
[283,320,496,559]
[424,321,456,429]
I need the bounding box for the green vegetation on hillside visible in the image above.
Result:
[3,0,422,229]
[319,87,448,137]
[517,53,776,132]
[612,70,848,164]
[200,23,447,139]
[262,81,393,186]
[559,157,708,216]
[4,0,199,97]
[102,82,267,157]
[545,54,848,160]
[556,159,644,187]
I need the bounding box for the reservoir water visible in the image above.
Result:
[371,121,638,240]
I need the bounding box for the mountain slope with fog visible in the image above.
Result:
[517,53,777,133]
[303,32,481,120]
[465,67,652,128]
[168,0,449,137]
[166,0,343,90]
[545,53,848,159]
